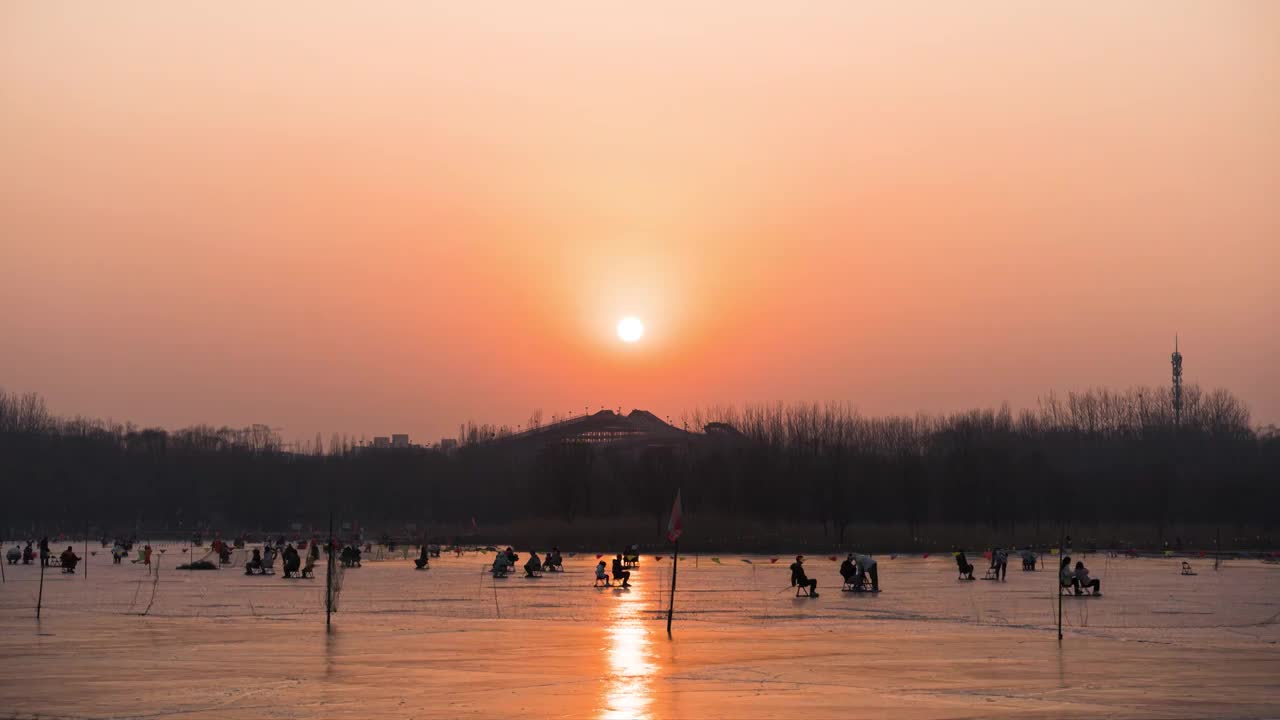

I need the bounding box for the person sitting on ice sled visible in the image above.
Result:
[5,545,19,565]
[611,554,631,588]
[790,555,818,597]
[60,546,79,573]
[492,550,514,575]
[955,549,975,579]
[595,561,611,586]
[524,551,542,577]
[1073,560,1101,595]
[1020,547,1037,570]
[1059,556,1077,593]
[245,548,263,574]
[544,547,563,571]
[340,544,361,567]
[281,543,301,578]
[840,554,861,587]
[415,544,430,570]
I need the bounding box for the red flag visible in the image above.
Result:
[665,489,684,542]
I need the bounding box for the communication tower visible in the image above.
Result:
[1171,336,1183,427]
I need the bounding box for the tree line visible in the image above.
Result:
[1,386,1276,545]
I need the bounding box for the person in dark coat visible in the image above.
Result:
[611,554,631,588]
[790,555,818,597]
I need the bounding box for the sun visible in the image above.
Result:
[617,316,644,343]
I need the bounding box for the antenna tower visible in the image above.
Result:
[1171,336,1183,427]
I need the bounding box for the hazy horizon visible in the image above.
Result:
[3,1,1277,443]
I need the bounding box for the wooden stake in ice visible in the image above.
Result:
[326,511,334,630]
[37,552,46,619]
[1057,525,1065,642]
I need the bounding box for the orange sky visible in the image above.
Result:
[2,2,1277,443]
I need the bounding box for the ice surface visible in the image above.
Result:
[1,546,1277,718]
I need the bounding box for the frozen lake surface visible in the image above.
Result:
[2,545,1278,718]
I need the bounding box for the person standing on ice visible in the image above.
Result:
[790,556,818,597]
[991,546,1008,581]
[852,552,879,590]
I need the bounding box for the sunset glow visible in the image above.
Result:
[0,2,1276,443]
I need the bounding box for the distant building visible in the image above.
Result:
[372,436,391,449]
[392,434,410,448]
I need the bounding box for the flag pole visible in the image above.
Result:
[665,488,683,638]
[667,539,678,637]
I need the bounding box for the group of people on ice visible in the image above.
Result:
[245,541,320,578]
[594,553,633,587]
[491,546,565,578]
[1060,556,1101,595]
[955,546,1040,580]
[4,538,81,572]
[788,552,880,597]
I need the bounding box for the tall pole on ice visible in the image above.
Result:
[665,489,684,638]
[667,540,679,637]
[37,553,46,619]
[1057,524,1065,642]
[326,511,334,630]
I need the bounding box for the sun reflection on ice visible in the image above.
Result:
[600,581,656,719]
